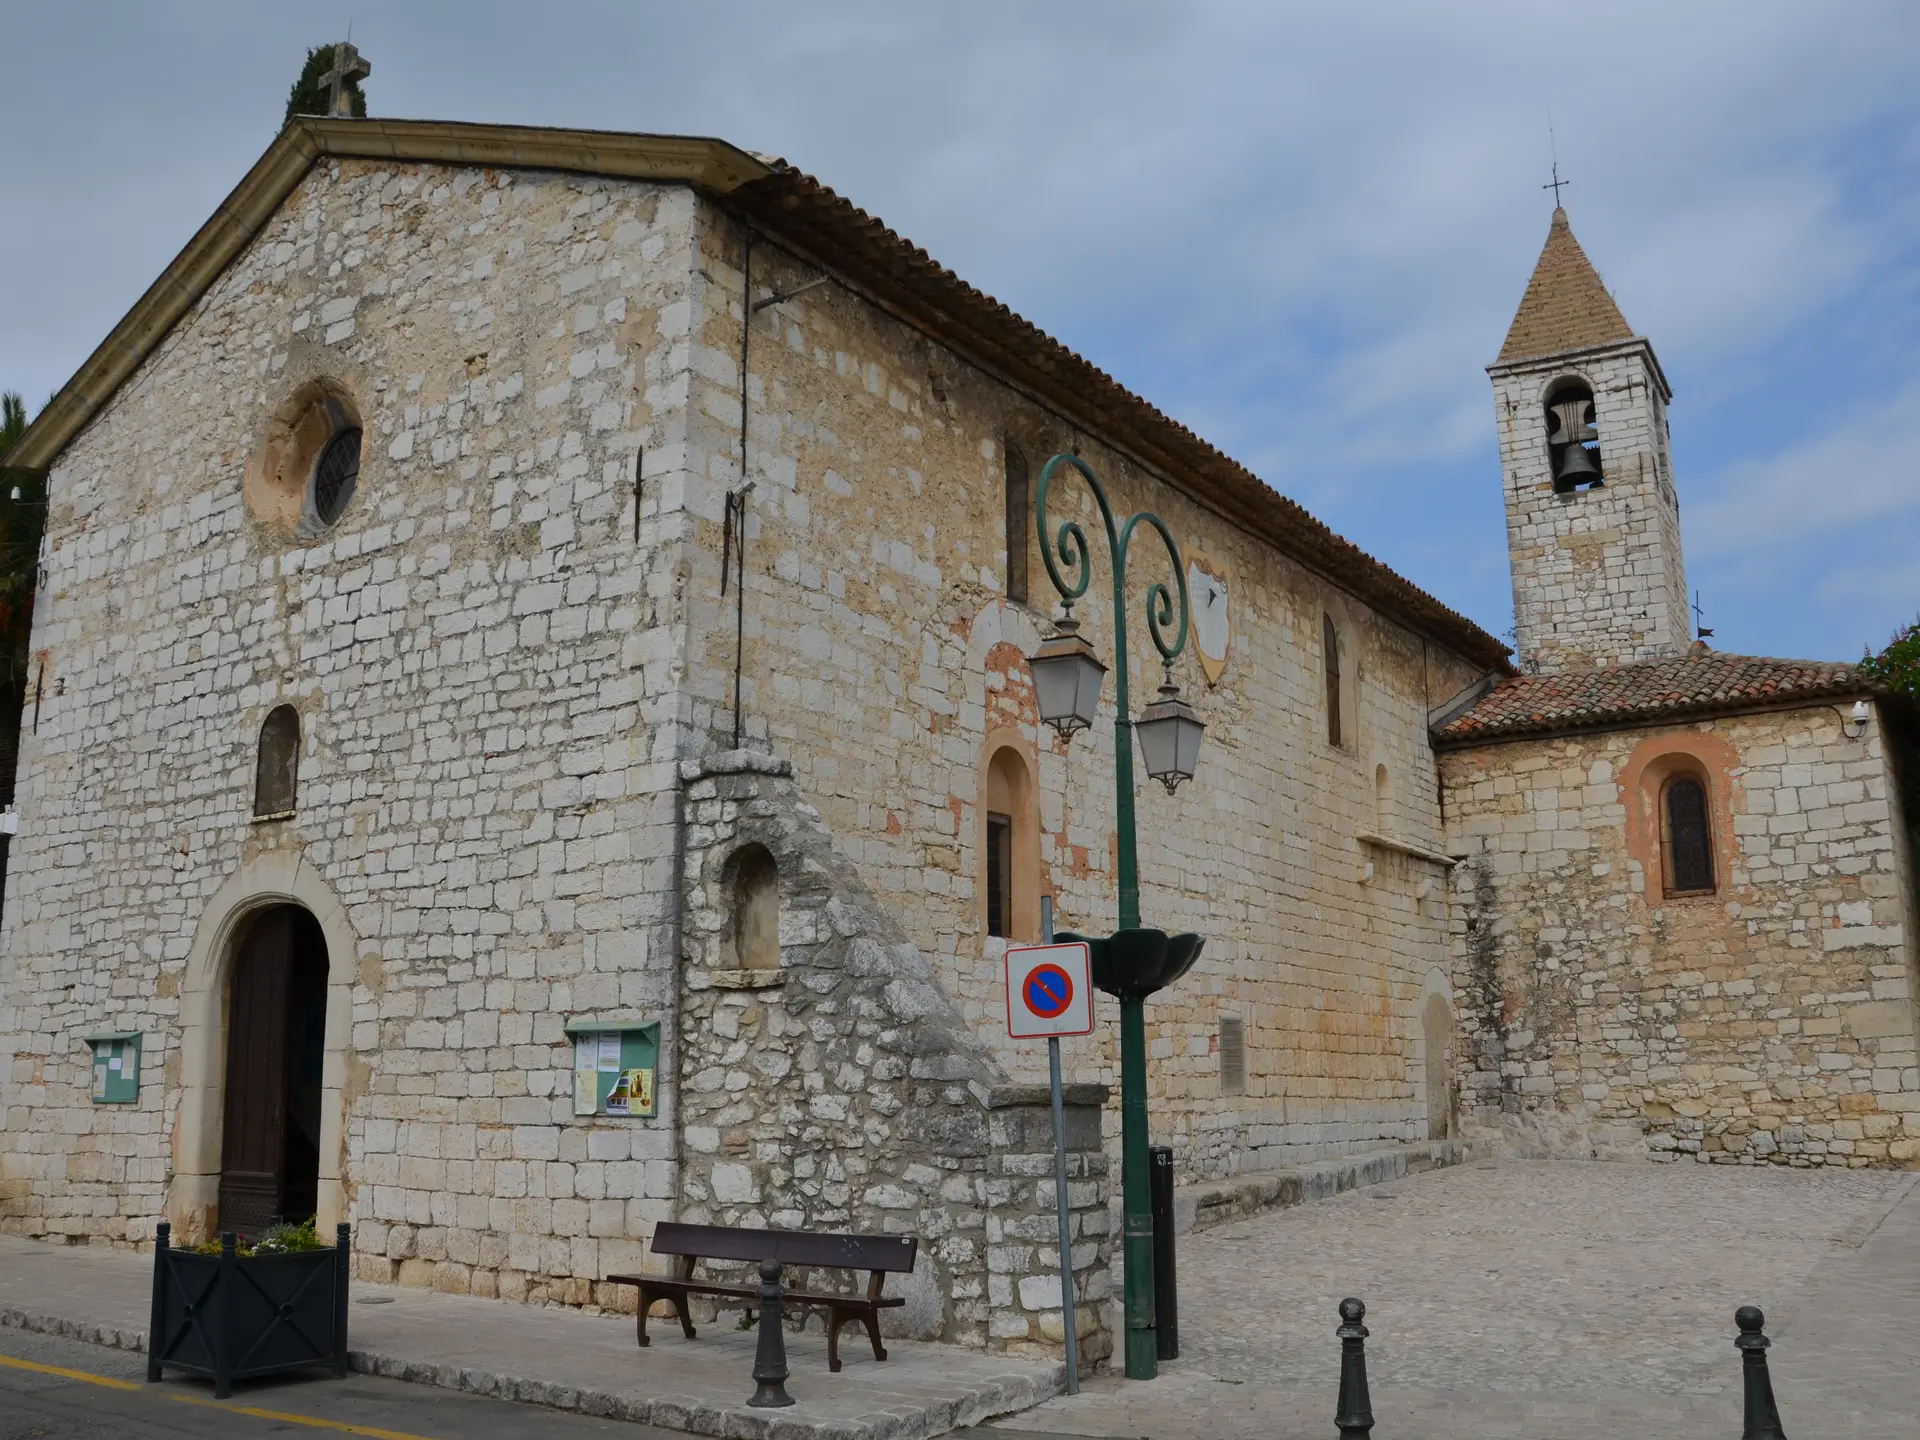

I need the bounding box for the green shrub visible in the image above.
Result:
[1859,618,1920,699]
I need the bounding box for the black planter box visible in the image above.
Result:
[147,1221,350,1398]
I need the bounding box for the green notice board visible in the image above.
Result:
[86,1033,141,1104]
[566,1021,659,1118]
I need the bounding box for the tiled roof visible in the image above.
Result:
[1496,208,1635,365]
[1434,650,1870,744]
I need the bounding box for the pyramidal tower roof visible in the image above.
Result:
[1496,208,1634,364]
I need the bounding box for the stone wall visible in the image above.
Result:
[1441,704,1920,1165]
[682,212,1486,1181]
[0,155,703,1286]
[1492,340,1690,675]
[675,751,1110,1358]
[3,136,1489,1335]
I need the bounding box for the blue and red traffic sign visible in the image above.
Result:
[1005,942,1093,1039]
[1023,964,1074,1019]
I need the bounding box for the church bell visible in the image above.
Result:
[1548,398,1603,487]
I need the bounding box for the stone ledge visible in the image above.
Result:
[1174,1138,1483,1236]
[692,967,787,991]
[986,1083,1110,1110]
[681,748,793,782]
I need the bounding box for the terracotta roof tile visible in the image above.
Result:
[1496,208,1635,364]
[1434,651,1870,744]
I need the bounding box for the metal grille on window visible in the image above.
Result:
[1219,1014,1246,1095]
[1666,775,1714,894]
[311,425,362,527]
[253,705,300,818]
[986,812,1013,938]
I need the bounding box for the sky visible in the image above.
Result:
[6,2,1920,662]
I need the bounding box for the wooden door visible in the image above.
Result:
[219,910,294,1234]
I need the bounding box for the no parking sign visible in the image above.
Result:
[1005,941,1094,1039]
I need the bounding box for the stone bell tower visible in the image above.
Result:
[1489,208,1689,675]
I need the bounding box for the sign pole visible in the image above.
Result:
[1041,896,1080,1394]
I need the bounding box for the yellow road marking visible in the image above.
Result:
[0,1354,144,1392]
[0,1352,444,1440]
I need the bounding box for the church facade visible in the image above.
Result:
[1438,210,1920,1167]
[0,118,1501,1352]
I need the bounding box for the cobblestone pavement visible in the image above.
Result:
[995,1158,1919,1439]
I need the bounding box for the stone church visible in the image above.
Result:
[0,110,1914,1364]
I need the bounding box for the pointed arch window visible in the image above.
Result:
[1662,772,1715,896]
[253,706,300,819]
[1323,614,1343,747]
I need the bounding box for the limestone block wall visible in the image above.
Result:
[1492,342,1689,674]
[1441,705,1920,1165]
[0,155,705,1292]
[674,751,1111,1358]
[678,209,1486,1181]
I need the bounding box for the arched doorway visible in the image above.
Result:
[218,905,329,1233]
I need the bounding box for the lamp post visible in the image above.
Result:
[1026,453,1204,1381]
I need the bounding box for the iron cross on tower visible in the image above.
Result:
[1543,161,1570,208]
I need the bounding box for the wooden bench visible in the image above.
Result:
[607,1223,918,1373]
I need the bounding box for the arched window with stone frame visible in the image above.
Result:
[253,705,300,820]
[1660,769,1717,896]
[981,740,1040,942]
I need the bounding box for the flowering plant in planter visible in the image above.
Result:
[148,1221,350,1398]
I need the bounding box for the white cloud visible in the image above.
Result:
[5,1,1920,658]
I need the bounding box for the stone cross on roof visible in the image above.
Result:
[325,42,371,119]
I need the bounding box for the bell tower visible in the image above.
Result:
[1489,208,1689,674]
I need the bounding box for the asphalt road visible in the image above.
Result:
[0,1326,682,1440]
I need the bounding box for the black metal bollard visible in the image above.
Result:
[146,1221,170,1384]
[1150,1144,1178,1360]
[1735,1306,1788,1440]
[334,1222,352,1378]
[747,1259,794,1408]
[1334,1297,1375,1438]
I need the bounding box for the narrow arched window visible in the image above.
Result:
[729,844,780,969]
[253,706,300,819]
[983,745,1037,940]
[1323,614,1343,747]
[1663,774,1715,895]
[1374,763,1391,833]
[1003,439,1030,604]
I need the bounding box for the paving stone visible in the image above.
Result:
[1010,1158,1919,1438]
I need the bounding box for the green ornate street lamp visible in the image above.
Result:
[1026,453,1205,1381]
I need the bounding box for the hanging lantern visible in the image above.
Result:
[1027,616,1107,741]
[1134,674,1204,792]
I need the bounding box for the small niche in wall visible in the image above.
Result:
[567,1021,660,1118]
[1219,1014,1246,1096]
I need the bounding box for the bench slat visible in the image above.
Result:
[606,1275,905,1309]
[647,1222,917,1273]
